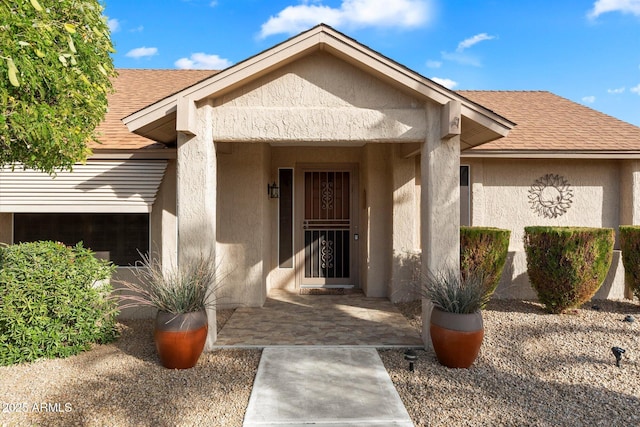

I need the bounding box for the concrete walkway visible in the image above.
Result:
[243,347,414,427]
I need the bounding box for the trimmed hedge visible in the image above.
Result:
[0,241,118,366]
[620,226,640,300]
[460,226,510,304]
[523,227,614,313]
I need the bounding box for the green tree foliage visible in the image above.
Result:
[524,226,614,313]
[0,0,116,173]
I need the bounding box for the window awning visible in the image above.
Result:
[0,161,167,213]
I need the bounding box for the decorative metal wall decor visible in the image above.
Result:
[528,174,573,219]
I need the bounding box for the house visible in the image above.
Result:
[1,25,639,344]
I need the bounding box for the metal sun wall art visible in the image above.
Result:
[528,174,574,219]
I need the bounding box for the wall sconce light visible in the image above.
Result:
[267,181,280,199]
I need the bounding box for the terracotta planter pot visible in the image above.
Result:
[430,308,484,369]
[154,310,208,369]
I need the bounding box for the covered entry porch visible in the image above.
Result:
[123,25,513,349]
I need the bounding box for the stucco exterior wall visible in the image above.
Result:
[361,144,392,297]
[390,146,420,302]
[466,158,625,299]
[150,159,177,269]
[216,142,271,307]
[620,160,640,225]
[211,52,426,143]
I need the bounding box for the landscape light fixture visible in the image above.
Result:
[404,349,417,372]
[611,347,626,368]
[267,182,279,199]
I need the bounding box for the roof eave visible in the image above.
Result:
[461,149,640,159]
[123,24,514,145]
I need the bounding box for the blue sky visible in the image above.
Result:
[104,0,640,127]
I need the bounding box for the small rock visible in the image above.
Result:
[623,315,635,323]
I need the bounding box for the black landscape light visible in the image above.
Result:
[404,349,417,372]
[611,347,626,368]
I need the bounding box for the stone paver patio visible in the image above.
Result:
[215,290,424,347]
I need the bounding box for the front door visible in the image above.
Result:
[298,168,357,288]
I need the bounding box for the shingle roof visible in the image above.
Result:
[460,90,640,152]
[92,69,216,150]
[94,70,640,152]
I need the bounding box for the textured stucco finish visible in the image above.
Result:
[390,146,420,302]
[620,160,640,225]
[362,144,392,297]
[211,52,426,143]
[151,159,177,270]
[217,143,271,307]
[466,158,627,299]
[176,101,218,349]
[421,101,461,346]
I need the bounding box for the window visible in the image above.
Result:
[14,213,149,266]
[460,165,470,226]
[278,169,294,268]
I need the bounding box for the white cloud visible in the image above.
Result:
[431,77,457,89]
[608,87,625,93]
[125,47,158,59]
[456,33,495,52]
[631,84,640,94]
[210,0,218,6]
[582,95,596,103]
[588,0,640,19]
[426,60,442,68]
[107,18,120,33]
[175,53,233,70]
[441,51,481,67]
[130,25,144,33]
[259,0,432,38]
[438,33,496,67]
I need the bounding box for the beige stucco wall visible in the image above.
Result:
[466,158,626,299]
[216,142,271,308]
[361,144,393,297]
[390,146,420,301]
[211,51,426,143]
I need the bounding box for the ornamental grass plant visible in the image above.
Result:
[117,252,219,315]
[414,269,489,314]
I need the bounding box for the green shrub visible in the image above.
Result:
[461,226,511,305]
[619,226,640,300]
[0,241,118,366]
[523,227,614,313]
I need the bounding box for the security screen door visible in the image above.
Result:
[302,170,353,286]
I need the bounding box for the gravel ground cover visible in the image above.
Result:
[0,310,261,427]
[380,299,640,427]
[3,300,640,427]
